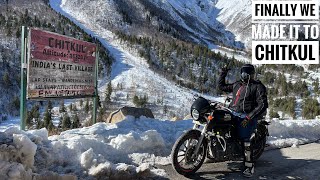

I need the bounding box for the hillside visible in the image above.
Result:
[60,0,244,49]
[56,0,320,121]
[0,0,319,126]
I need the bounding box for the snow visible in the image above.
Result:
[0,117,20,132]
[268,119,320,148]
[12,134,37,169]
[150,0,244,48]
[44,116,187,178]
[50,0,226,119]
[1,114,320,178]
[0,130,38,179]
[211,45,250,62]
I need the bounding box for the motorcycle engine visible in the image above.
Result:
[209,127,242,161]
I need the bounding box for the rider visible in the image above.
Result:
[218,64,268,177]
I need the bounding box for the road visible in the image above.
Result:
[160,141,320,179]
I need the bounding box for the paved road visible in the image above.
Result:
[160,142,320,179]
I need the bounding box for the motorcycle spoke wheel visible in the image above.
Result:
[171,130,208,175]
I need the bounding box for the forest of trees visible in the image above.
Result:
[114,30,320,120]
[115,30,244,95]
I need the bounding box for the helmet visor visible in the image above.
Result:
[241,66,255,75]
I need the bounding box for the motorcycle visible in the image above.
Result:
[171,96,270,176]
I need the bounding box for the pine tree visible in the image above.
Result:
[26,104,40,127]
[6,28,12,36]
[97,95,101,108]
[2,71,10,88]
[79,99,83,108]
[97,106,105,122]
[69,103,73,112]
[16,28,21,38]
[58,116,63,128]
[26,111,34,127]
[105,82,112,103]
[85,99,90,113]
[47,100,53,111]
[11,96,20,110]
[141,94,148,107]
[133,95,139,107]
[72,113,80,128]
[62,114,71,129]
[302,98,320,119]
[59,100,66,113]
[163,104,168,115]
[43,106,53,130]
[313,78,319,94]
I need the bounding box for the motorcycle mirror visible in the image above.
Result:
[193,94,200,100]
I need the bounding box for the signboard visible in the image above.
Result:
[27,28,97,99]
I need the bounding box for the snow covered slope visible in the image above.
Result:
[58,0,244,49]
[215,0,252,47]
[214,0,320,47]
[50,0,226,119]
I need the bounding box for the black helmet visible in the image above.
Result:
[240,64,255,81]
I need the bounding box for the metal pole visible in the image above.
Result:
[20,26,27,130]
[92,47,99,124]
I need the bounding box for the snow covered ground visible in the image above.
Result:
[0,117,20,132]
[1,116,320,179]
[211,46,250,63]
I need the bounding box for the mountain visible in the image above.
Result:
[53,0,227,119]
[57,0,320,120]
[60,0,245,49]
[215,0,252,47]
[0,0,320,121]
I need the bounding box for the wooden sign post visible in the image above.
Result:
[20,27,98,130]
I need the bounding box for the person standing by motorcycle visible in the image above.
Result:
[218,64,268,177]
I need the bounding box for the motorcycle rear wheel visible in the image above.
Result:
[252,135,266,161]
[171,130,207,176]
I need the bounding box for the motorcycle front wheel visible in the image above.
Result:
[171,130,207,176]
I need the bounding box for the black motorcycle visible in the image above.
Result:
[171,96,269,175]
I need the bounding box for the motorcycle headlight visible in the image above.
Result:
[191,109,200,120]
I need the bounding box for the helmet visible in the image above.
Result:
[240,64,255,81]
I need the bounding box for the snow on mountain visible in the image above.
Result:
[1,116,320,179]
[50,0,227,119]
[149,0,243,46]
[215,0,252,47]
[59,0,244,49]
[214,0,320,48]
